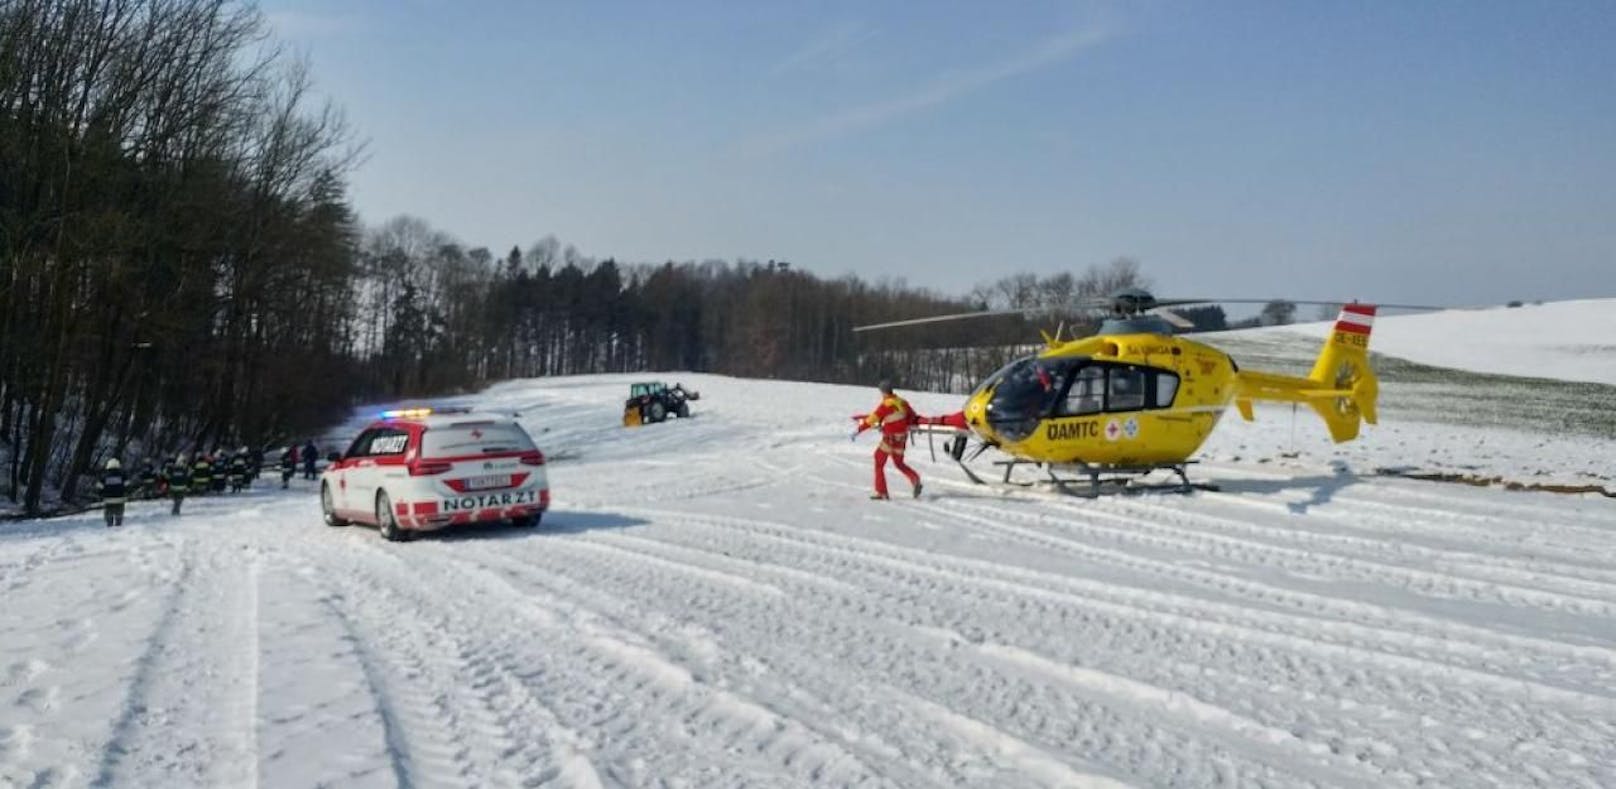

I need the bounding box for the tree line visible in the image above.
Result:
[2,0,1267,515]
[1,0,357,513]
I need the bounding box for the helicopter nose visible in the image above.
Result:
[964,391,996,440]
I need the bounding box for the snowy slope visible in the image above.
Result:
[4,369,1616,788]
[1277,298,1616,386]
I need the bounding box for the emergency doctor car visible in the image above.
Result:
[321,408,550,541]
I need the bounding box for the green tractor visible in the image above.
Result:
[622,382,699,427]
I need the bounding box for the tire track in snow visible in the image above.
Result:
[1192,458,1613,522]
[594,504,1616,783]
[314,591,418,788]
[1201,490,1616,588]
[820,451,1616,619]
[271,537,600,788]
[800,460,1616,682]
[88,541,194,787]
[1043,492,1616,613]
[88,536,262,787]
[280,527,874,787]
[443,538,969,787]
[587,529,1407,784]
[809,458,1616,670]
[459,528,1379,788]
[924,495,1616,689]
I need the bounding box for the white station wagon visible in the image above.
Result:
[321,408,550,541]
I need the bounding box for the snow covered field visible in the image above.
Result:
[1281,299,1616,386]
[5,332,1616,786]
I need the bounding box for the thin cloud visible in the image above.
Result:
[744,26,1111,158]
[265,10,356,39]
[770,21,878,77]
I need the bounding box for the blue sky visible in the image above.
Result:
[264,0,1615,306]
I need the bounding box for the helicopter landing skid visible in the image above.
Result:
[966,458,1219,497]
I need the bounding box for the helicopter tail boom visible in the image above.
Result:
[1234,304,1381,442]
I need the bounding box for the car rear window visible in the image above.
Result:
[421,422,536,457]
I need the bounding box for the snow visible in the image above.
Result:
[5,345,1616,786]
[1276,298,1616,386]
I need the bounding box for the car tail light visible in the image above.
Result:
[519,451,545,467]
[409,460,452,476]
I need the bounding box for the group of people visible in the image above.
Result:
[95,440,323,526]
[92,381,920,527]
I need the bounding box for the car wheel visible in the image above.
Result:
[648,401,667,423]
[511,513,541,528]
[376,491,407,542]
[322,484,347,527]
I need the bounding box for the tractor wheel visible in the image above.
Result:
[675,400,690,419]
[648,401,667,423]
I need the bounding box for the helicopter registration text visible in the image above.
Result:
[1047,419,1101,441]
[1333,331,1369,349]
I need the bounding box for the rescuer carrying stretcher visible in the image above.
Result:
[851,380,925,500]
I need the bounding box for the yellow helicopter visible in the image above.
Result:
[856,289,1429,495]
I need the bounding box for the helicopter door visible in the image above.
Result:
[1057,365,1106,416]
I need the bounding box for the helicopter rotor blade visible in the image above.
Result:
[1151,307,1196,329]
[1148,298,1447,311]
[853,296,1451,334]
[852,308,1031,333]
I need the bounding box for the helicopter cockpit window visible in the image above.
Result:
[984,358,1059,441]
[973,356,1031,399]
[1108,367,1147,411]
[1154,372,1180,408]
[1060,366,1106,416]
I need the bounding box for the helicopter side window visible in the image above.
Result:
[1108,367,1147,411]
[1154,372,1180,409]
[1059,366,1106,416]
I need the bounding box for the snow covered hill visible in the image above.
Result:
[1277,298,1616,386]
[5,348,1616,785]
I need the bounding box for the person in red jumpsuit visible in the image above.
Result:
[852,380,922,500]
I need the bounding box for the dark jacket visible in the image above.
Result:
[97,468,129,504]
[165,462,192,492]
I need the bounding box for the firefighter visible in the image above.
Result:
[137,462,161,500]
[228,450,248,493]
[165,453,192,515]
[211,450,228,493]
[191,453,213,496]
[302,440,318,480]
[245,446,263,483]
[851,380,923,500]
[279,446,297,489]
[97,458,129,527]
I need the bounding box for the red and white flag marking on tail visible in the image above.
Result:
[1334,303,1377,335]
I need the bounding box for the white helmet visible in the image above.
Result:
[106,458,121,470]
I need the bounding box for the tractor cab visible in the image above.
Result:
[629,382,667,399]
